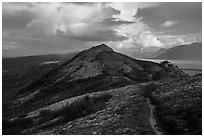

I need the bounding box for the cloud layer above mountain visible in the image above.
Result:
[2,2,202,57]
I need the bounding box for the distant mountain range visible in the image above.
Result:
[3,42,201,71]
[2,52,79,70]
[127,47,162,59]
[153,48,167,57]
[156,42,202,60]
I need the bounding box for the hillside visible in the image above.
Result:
[156,43,202,60]
[3,44,201,135]
[31,75,202,135]
[145,75,202,134]
[14,44,186,113]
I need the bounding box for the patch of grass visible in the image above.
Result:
[38,93,112,126]
[17,75,131,115]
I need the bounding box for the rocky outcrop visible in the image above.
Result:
[160,61,187,77]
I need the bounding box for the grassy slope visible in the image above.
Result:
[2,47,201,135]
[2,62,61,119]
[3,73,201,135]
[151,76,202,135]
[33,85,156,135]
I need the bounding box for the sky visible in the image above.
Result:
[2,2,202,57]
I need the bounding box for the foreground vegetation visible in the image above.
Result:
[2,44,201,135]
[30,85,157,135]
[2,62,61,119]
[3,92,112,134]
[140,75,202,135]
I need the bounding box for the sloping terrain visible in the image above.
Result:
[3,44,199,135]
[4,76,201,135]
[154,75,202,135]
[2,62,62,119]
[6,85,158,135]
[156,42,202,60]
[31,85,156,135]
[141,75,202,135]
[13,44,186,116]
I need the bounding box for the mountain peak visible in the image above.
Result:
[89,44,114,53]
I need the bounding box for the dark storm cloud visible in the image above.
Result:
[2,3,35,31]
[2,12,34,31]
[138,3,201,21]
[137,2,202,34]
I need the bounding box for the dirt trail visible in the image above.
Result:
[147,98,163,135]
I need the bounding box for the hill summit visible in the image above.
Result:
[15,44,186,111]
[3,44,191,135]
[88,44,114,52]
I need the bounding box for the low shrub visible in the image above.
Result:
[139,82,161,106]
[140,82,160,98]
[89,93,112,104]
[152,71,161,80]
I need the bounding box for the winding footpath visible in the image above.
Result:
[147,98,164,135]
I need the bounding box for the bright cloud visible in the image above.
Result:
[109,2,158,21]
[161,20,179,27]
[116,21,164,49]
